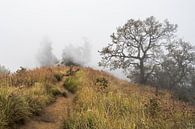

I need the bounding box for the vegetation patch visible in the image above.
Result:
[95,77,109,92]
[0,87,31,129]
[63,68,195,129]
[0,66,194,129]
[63,77,78,94]
[64,110,108,129]
[21,83,54,115]
[0,66,67,128]
[53,72,63,82]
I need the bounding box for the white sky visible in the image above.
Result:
[0,0,195,71]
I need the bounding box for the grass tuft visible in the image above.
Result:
[63,77,78,94]
[0,87,31,129]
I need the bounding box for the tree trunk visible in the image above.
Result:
[155,85,159,96]
[139,60,146,84]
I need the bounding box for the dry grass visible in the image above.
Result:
[0,66,194,129]
[63,68,195,129]
[0,66,68,129]
[0,66,68,87]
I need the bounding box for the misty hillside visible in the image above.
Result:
[1,0,195,128]
[0,66,194,129]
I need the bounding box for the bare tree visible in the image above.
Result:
[99,16,177,84]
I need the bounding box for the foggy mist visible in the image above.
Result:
[61,40,91,66]
[0,0,195,75]
[36,39,58,66]
[36,38,91,67]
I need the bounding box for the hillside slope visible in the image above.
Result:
[63,67,195,129]
[0,66,194,129]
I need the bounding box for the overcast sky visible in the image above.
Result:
[0,0,195,71]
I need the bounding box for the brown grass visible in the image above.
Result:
[63,67,195,129]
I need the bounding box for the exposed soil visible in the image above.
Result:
[18,77,74,129]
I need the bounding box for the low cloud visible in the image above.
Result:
[61,40,91,66]
[36,38,58,66]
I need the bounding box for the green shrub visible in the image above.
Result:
[63,77,78,93]
[49,86,62,96]
[0,87,31,129]
[44,83,62,97]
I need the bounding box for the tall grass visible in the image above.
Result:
[0,87,31,129]
[0,66,67,129]
[63,77,78,94]
[63,68,195,129]
[21,83,55,115]
[0,66,194,129]
[0,83,62,129]
[0,66,68,87]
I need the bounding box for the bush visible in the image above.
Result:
[53,73,63,82]
[44,82,61,96]
[0,87,31,129]
[173,87,195,105]
[22,83,54,115]
[25,95,52,115]
[46,83,67,97]
[95,77,109,92]
[145,98,161,118]
[63,77,78,93]
[48,86,62,96]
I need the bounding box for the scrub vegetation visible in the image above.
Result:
[63,68,195,129]
[0,66,194,129]
[0,66,68,129]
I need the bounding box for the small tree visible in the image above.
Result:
[99,16,177,84]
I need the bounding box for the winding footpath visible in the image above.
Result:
[18,78,74,129]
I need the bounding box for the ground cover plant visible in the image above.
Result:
[64,68,195,129]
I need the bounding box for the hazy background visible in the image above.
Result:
[0,0,195,73]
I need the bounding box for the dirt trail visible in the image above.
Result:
[19,78,74,129]
[19,97,72,129]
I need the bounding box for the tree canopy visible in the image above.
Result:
[99,16,178,84]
